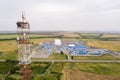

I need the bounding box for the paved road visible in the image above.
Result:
[0,60,120,63]
[32,60,120,63]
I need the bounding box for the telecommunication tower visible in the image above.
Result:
[16,12,32,80]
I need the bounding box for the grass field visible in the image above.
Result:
[42,62,120,80]
[0,34,59,40]
[62,69,120,80]
[0,33,120,80]
[78,33,103,39]
[33,53,67,60]
[101,34,120,38]
[73,54,118,60]
[0,35,17,39]
[45,53,67,60]
[86,40,120,52]
[80,33,101,37]
[59,32,80,38]
[0,40,17,52]
[40,62,120,80]
[0,61,120,80]
[0,40,17,59]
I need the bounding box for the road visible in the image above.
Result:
[0,60,120,62]
[0,60,5,62]
[32,60,120,63]
[42,61,54,76]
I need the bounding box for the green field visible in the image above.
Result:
[73,54,119,60]
[86,40,120,52]
[0,61,120,80]
[33,53,67,60]
[0,34,55,40]
[49,53,67,60]
[0,33,120,80]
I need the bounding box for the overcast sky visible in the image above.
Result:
[0,0,120,31]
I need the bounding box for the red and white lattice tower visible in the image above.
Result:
[16,12,32,80]
[16,12,31,64]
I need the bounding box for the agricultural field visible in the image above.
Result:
[86,40,120,52]
[72,54,119,60]
[0,40,17,52]
[0,40,17,59]
[0,34,61,40]
[80,33,102,37]
[98,34,120,41]
[62,69,120,80]
[77,33,103,39]
[100,34,120,38]
[58,32,80,38]
[0,61,120,80]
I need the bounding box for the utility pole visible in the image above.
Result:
[16,12,32,80]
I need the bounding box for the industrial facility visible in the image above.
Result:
[36,39,109,57]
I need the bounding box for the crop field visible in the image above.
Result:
[0,40,17,52]
[86,40,120,52]
[0,39,17,59]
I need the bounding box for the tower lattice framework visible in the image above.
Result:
[16,12,31,64]
[16,12,32,80]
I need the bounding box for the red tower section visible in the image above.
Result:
[16,12,30,44]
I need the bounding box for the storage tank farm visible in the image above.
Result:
[16,12,32,80]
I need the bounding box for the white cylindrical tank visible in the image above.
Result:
[54,39,62,46]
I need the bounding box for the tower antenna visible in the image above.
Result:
[22,11,25,22]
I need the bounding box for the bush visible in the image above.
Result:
[60,51,64,55]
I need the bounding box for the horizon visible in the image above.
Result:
[0,30,120,34]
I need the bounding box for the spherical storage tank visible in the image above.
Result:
[54,39,62,46]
